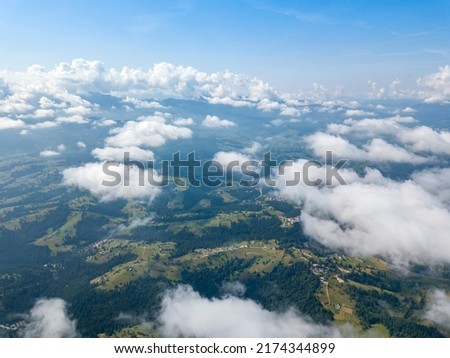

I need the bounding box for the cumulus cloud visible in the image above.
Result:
[0,59,283,127]
[21,298,78,338]
[28,121,59,130]
[0,117,25,130]
[2,58,283,134]
[18,108,55,119]
[92,146,155,162]
[280,107,301,117]
[76,141,87,149]
[304,132,426,164]
[397,126,450,155]
[173,117,194,126]
[213,151,254,171]
[417,65,450,103]
[424,290,450,329]
[242,142,262,155]
[202,115,236,128]
[123,97,165,109]
[39,150,60,157]
[327,116,415,137]
[94,118,117,127]
[62,162,161,202]
[344,109,374,117]
[324,115,450,157]
[270,118,284,126]
[401,106,416,113]
[277,165,450,266]
[157,285,340,338]
[106,114,192,148]
[56,115,87,124]
[412,167,450,202]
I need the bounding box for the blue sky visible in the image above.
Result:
[1,0,449,92]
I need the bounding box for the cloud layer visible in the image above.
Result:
[157,285,340,338]
[0,59,285,134]
[277,164,450,266]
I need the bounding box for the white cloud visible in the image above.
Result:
[106,114,192,148]
[327,116,415,137]
[0,59,280,137]
[92,146,155,162]
[397,126,450,155]
[325,115,450,157]
[94,118,117,127]
[305,133,365,158]
[21,298,78,338]
[173,117,194,126]
[242,142,262,155]
[57,144,66,152]
[28,121,59,130]
[157,285,340,338]
[280,107,301,117]
[56,115,87,124]
[412,167,450,202]
[39,150,60,157]
[0,117,25,130]
[123,97,165,109]
[62,162,161,202]
[0,96,34,114]
[202,115,236,128]
[424,290,450,329]
[1,59,282,109]
[17,108,55,119]
[417,65,450,103]
[277,165,450,266]
[363,138,427,163]
[257,98,283,111]
[128,215,155,229]
[39,96,66,109]
[401,106,416,113]
[304,132,426,164]
[344,109,374,117]
[270,118,284,126]
[213,151,254,171]
[76,141,87,149]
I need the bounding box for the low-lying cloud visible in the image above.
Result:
[62,162,161,202]
[305,132,426,164]
[106,114,192,148]
[21,298,78,338]
[278,164,450,266]
[424,290,450,329]
[157,285,340,338]
[325,115,450,156]
[92,146,155,162]
[202,115,237,128]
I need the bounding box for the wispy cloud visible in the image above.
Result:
[255,4,330,24]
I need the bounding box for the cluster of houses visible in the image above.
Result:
[310,263,344,284]
[282,216,301,226]
[0,320,27,331]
